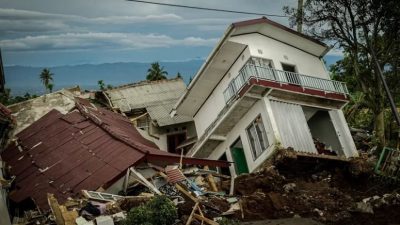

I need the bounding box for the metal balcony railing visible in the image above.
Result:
[223,62,349,103]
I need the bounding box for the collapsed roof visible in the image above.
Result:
[7,87,81,134]
[103,78,192,127]
[1,98,228,209]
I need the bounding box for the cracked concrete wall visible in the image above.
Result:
[8,89,78,134]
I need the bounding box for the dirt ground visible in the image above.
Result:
[233,150,400,225]
[240,218,324,225]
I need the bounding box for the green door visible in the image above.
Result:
[231,147,249,174]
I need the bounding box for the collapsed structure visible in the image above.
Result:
[98,78,196,153]
[2,17,396,225]
[172,17,358,175]
[0,102,14,225]
[1,98,228,210]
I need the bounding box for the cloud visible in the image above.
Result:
[0,8,184,34]
[0,32,218,52]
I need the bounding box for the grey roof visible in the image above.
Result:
[7,87,81,134]
[105,78,192,126]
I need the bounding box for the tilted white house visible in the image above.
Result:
[172,17,358,175]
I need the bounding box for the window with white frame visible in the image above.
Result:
[246,115,269,159]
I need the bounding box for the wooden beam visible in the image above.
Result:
[185,202,199,225]
[193,214,219,225]
[130,167,161,195]
[204,166,218,192]
[175,183,199,203]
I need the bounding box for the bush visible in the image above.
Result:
[124,195,177,225]
[217,217,240,225]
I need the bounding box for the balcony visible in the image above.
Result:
[224,63,349,104]
[188,61,350,158]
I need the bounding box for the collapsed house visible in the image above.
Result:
[7,87,82,134]
[1,98,228,211]
[172,17,358,176]
[0,102,14,225]
[98,78,196,154]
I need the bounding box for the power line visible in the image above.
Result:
[126,0,289,17]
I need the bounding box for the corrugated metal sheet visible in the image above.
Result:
[1,98,228,209]
[328,110,358,158]
[270,100,317,154]
[146,101,192,127]
[105,79,192,126]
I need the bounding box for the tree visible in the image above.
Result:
[39,68,54,93]
[146,62,168,81]
[284,0,400,146]
[98,80,105,90]
[47,83,54,93]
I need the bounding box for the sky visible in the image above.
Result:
[0,0,342,67]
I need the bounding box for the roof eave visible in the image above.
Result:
[172,24,235,115]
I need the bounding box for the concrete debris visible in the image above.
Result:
[283,183,296,193]
[4,148,400,225]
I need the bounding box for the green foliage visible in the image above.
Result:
[39,68,54,93]
[146,62,168,81]
[217,217,240,225]
[98,80,105,90]
[47,83,54,93]
[0,89,37,105]
[124,196,177,225]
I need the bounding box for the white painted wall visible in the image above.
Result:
[229,33,329,79]
[193,48,251,137]
[194,33,330,138]
[208,99,276,175]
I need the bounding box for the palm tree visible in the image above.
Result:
[98,80,105,90]
[39,68,54,93]
[146,62,168,81]
[47,83,54,93]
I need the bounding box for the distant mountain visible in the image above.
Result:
[4,60,204,96]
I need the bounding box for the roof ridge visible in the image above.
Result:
[105,77,184,92]
[74,98,155,155]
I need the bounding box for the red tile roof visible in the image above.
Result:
[2,98,229,209]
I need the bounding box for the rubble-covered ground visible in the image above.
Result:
[234,149,400,225]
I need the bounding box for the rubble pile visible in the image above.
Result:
[234,149,400,225]
[8,149,400,225]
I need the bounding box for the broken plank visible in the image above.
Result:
[193,214,219,225]
[185,202,199,225]
[47,193,64,225]
[175,183,199,203]
[130,167,161,195]
[204,166,218,192]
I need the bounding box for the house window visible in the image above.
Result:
[136,116,149,130]
[248,57,275,80]
[246,115,269,159]
[281,63,301,85]
[167,132,186,154]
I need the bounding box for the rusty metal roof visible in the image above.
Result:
[1,98,229,209]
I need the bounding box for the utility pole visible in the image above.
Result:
[297,0,304,33]
[370,45,400,149]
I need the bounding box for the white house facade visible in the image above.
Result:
[172,18,358,176]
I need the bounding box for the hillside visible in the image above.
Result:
[4,60,204,96]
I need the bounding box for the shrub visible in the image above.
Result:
[124,195,177,225]
[217,217,240,225]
